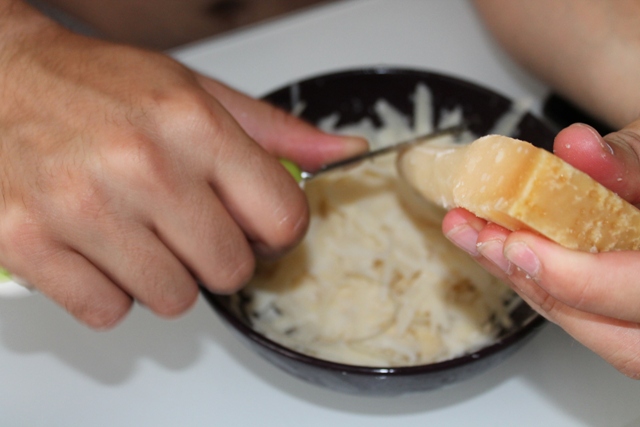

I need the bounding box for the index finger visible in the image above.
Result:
[196,76,368,171]
[186,96,311,259]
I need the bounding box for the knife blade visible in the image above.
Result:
[284,124,467,183]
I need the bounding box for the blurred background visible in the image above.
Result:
[34,0,332,50]
[29,0,612,134]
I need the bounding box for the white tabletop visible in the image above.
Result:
[2,1,639,425]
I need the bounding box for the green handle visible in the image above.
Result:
[0,267,11,283]
[279,158,303,183]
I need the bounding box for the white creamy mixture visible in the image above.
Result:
[241,84,522,367]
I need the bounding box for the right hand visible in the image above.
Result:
[0,1,367,329]
[443,121,640,378]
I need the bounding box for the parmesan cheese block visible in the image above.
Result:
[397,134,640,252]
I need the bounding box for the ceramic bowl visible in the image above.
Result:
[200,68,550,396]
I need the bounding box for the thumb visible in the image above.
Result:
[553,120,640,203]
[195,75,368,171]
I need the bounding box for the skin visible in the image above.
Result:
[473,0,640,129]
[446,0,640,378]
[0,0,367,329]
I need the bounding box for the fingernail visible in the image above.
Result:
[504,242,540,278]
[580,123,613,155]
[477,240,513,274]
[340,135,369,157]
[446,224,480,256]
[600,138,614,155]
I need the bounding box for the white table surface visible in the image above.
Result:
[2,1,639,426]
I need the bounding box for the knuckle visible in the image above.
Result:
[146,280,199,318]
[205,255,256,294]
[536,289,561,317]
[609,345,640,380]
[605,129,640,169]
[150,291,198,319]
[1,216,49,262]
[226,257,256,291]
[31,157,114,224]
[547,275,595,310]
[268,193,310,252]
[3,217,35,252]
[72,297,132,330]
[147,86,238,162]
[547,259,608,313]
[115,136,166,179]
[152,86,219,134]
[104,135,179,197]
[606,129,640,151]
[64,181,113,223]
[556,273,595,310]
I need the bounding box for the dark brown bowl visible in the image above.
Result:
[200,68,550,396]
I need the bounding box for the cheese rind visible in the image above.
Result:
[397,135,640,252]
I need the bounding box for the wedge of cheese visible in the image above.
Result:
[397,134,640,252]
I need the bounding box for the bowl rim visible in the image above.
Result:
[206,292,546,376]
[260,66,507,99]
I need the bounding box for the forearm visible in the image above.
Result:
[472,0,640,128]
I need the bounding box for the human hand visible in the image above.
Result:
[443,122,640,378]
[0,2,367,328]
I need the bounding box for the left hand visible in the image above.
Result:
[0,7,368,329]
[443,122,640,379]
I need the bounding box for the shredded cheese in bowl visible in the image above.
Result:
[240,84,522,367]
